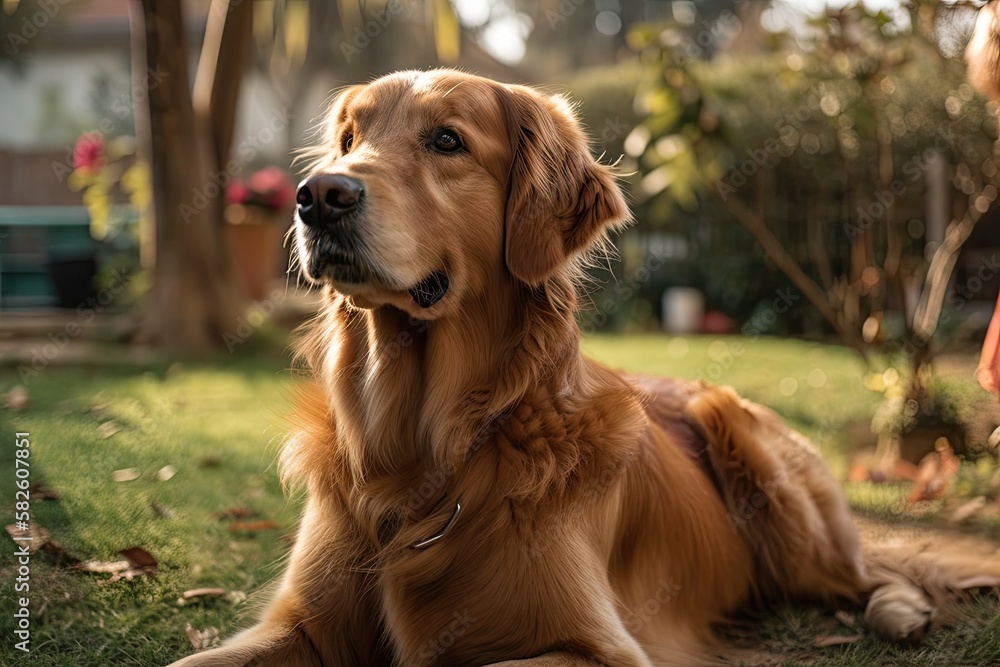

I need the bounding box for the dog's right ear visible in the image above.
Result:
[320,84,366,158]
[300,85,366,175]
[496,85,630,286]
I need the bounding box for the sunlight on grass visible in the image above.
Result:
[0,358,300,665]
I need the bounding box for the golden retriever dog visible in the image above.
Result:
[168,69,1000,667]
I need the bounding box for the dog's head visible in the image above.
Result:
[295,69,629,318]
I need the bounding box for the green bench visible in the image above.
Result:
[0,206,99,309]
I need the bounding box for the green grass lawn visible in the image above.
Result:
[0,335,998,666]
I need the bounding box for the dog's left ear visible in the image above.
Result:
[498,85,630,285]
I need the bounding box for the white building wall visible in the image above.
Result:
[0,50,131,150]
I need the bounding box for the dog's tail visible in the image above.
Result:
[861,542,1000,642]
[683,383,1000,644]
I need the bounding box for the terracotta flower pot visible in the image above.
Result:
[225,204,285,301]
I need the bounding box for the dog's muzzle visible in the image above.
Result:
[295,173,374,284]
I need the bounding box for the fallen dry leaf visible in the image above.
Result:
[4,386,30,412]
[73,560,131,574]
[98,420,122,439]
[182,587,226,600]
[950,497,988,524]
[814,635,861,647]
[6,523,78,564]
[989,426,1000,450]
[89,403,111,420]
[112,468,140,482]
[120,546,157,569]
[228,520,281,533]
[185,624,220,651]
[213,506,256,521]
[105,567,154,583]
[74,547,158,581]
[6,523,50,554]
[157,465,177,481]
[176,588,230,606]
[89,546,160,583]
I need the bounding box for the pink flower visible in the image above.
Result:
[73,132,105,172]
[226,179,250,205]
[249,167,295,209]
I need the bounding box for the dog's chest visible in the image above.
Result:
[365,391,637,665]
[378,500,600,667]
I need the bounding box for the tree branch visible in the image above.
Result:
[193,0,253,172]
[912,200,988,339]
[716,187,868,357]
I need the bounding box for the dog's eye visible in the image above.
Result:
[429,129,463,154]
[341,131,354,153]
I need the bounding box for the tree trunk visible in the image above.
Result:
[135,0,245,350]
[193,0,253,175]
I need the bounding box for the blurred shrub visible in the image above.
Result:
[575,5,997,338]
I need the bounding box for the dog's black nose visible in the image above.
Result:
[296,174,363,225]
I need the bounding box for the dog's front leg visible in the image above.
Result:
[484,643,659,667]
[483,632,655,667]
[165,574,384,667]
[485,652,605,666]
[166,498,384,667]
[485,647,721,667]
[165,621,322,667]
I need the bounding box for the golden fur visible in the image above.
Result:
[167,70,1000,667]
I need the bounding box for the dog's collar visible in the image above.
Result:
[410,500,463,550]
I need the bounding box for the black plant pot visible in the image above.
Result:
[46,254,98,309]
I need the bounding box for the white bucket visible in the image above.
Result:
[661,287,704,334]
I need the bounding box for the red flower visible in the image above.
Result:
[226,178,250,205]
[249,167,295,209]
[73,132,105,172]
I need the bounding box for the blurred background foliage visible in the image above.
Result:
[7,0,992,350]
[576,1,996,346]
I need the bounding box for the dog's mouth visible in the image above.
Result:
[300,243,377,287]
[296,221,450,310]
[295,216,380,286]
[409,272,449,308]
